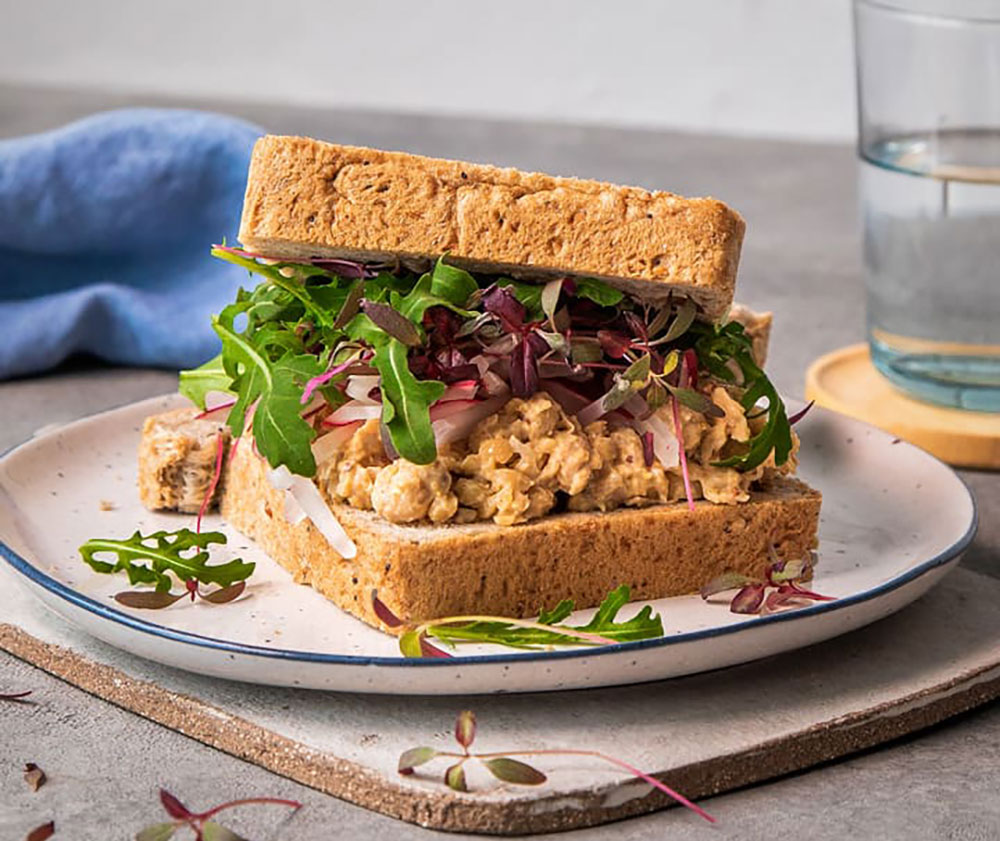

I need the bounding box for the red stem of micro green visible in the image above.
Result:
[433,749,713,823]
[195,796,303,821]
[417,615,618,646]
[195,434,226,534]
[671,396,695,512]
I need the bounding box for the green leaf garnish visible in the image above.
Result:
[373,339,446,464]
[80,530,253,592]
[178,354,233,410]
[575,277,624,307]
[404,585,662,655]
[430,256,478,306]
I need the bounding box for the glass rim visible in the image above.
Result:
[855,0,1000,26]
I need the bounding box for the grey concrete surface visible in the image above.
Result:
[1,84,998,839]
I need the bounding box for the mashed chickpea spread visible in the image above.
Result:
[316,392,798,526]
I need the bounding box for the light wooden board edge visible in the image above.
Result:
[3,622,999,836]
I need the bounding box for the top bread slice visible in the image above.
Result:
[238,136,746,320]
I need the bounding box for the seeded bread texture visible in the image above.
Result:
[137,408,230,513]
[218,437,821,631]
[238,136,746,320]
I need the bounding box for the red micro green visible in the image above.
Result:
[399,711,714,823]
[194,399,236,420]
[26,821,55,841]
[788,400,815,425]
[136,788,302,841]
[701,550,833,615]
[195,434,226,534]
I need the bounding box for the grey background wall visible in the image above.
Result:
[0,0,855,140]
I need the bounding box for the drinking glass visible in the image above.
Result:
[854,0,1000,411]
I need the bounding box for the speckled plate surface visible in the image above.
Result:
[0,394,977,695]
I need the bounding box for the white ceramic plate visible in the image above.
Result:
[0,395,976,695]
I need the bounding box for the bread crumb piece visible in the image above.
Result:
[99,499,115,511]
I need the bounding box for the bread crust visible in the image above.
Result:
[238,136,746,320]
[219,436,821,632]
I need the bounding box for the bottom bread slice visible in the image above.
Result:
[220,439,822,632]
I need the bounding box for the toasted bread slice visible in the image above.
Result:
[238,136,746,320]
[215,433,820,632]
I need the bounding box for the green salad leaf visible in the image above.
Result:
[80,529,254,592]
[373,338,446,464]
[417,585,663,653]
[178,353,233,409]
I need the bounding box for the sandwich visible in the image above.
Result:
[137,136,821,633]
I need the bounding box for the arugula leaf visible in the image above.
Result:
[373,338,446,464]
[421,586,663,652]
[506,280,545,320]
[212,314,322,476]
[692,320,793,471]
[179,354,233,409]
[430,256,478,306]
[393,271,475,325]
[80,530,253,592]
[575,277,624,308]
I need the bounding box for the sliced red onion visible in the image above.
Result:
[438,381,479,403]
[430,398,481,421]
[283,491,307,526]
[432,395,509,446]
[195,393,237,419]
[267,465,357,558]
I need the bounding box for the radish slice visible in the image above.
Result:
[433,395,508,445]
[345,375,381,404]
[323,401,383,425]
[267,465,357,559]
[311,421,362,464]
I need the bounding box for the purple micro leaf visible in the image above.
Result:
[597,330,632,359]
[788,400,815,426]
[482,757,547,786]
[310,258,373,279]
[482,286,525,331]
[26,822,55,841]
[700,572,756,600]
[331,282,364,330]
[136,824,179,841]
[420,636,453,658]
[199,581,246,604]
[509,337,543,398]
[360,300,422,346]
[445,762,468,792]
[769,556,810,585]
[764,585,817,612]
[201,821,247,841]
[730,582,767,614]
[455,710,477,749]
[641,431,654,467]
[623,311,648,341]
[115,590,187,610]
[786,581,835,602]
[372,591,404,628]
[398,746,439,775]
[159,789,192,820]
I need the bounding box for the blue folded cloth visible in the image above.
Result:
[0,108,264,379]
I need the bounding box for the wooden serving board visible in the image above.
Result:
[3,565,1000,835]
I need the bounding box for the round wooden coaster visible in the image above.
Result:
[805,344,1000,469]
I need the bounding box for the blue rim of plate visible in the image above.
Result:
[0,398,980,668]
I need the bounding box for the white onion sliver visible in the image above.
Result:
[637,412,680,468]
[311,422,361,465]
[325,401,382,425]
[266,464,356,558]
[344,375,381,404]
[283,491,307,526]
[288,477,358,559]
